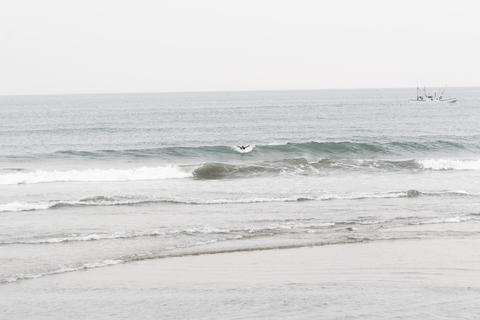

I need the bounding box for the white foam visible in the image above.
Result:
[318,191,408,201]
[0,197,311,213]
[0,165,192,185]
[200,196,311,204]
[410,216,472,225]
[232,145,255,153]
[0,201,51,212]
[1,230,167,245]
[2,259,123,283]
[419,159,480,170]
[0,189,473,213]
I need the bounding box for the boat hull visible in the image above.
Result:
[409,98,457,104]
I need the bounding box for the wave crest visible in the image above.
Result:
[3,139,474,161]
[192,158,422,180]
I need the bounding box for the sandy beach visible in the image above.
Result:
[2,236,480,319]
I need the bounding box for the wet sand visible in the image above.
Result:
[2,237,480,320]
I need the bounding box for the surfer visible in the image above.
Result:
[238,145,249,150]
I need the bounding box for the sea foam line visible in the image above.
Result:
[419,159,480,170]
[0,190,475,213]
[0,223,329,245]
[1,237,393,285]
[3,213,477,246]
[0,201,52,212]
[0,165,192,185]
[3,216,478,284]
[5,227,474,285]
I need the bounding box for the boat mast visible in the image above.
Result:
[440,86,446,97]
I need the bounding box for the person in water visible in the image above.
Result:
[238,145,249,150]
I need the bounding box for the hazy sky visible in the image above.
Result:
[1,0,479,94]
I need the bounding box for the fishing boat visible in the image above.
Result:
[409,86,457,104]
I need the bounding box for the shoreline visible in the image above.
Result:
[2,236,480,319]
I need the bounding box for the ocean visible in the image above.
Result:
[1,88,480,318]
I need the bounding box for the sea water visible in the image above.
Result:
[1,88,480,284]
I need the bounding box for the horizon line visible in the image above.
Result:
[0,85,478,97]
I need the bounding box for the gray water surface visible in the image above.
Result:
[1,88,480,290]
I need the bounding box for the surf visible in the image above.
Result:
[4,157,480,186]
[232,145,255,153]
[2,139,476,162]
[0,190,475,213]
[0,165,191,185]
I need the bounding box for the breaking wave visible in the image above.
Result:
[0,190,474,213]
[232,145,255,153]
[0,165,191,185]
[0,158,480,186]
[0,201,52,212]
[192,158,480,180]
[2,157,480,186]
[419,159,480,170]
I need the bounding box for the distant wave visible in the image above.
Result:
[3,139,475,161]
[0,190,474,213]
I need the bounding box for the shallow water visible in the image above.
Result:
[1,88,480,284]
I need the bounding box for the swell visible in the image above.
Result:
[0,190,474,213]
[192,158,419,179]
[3,139,476,161]
[192,158,480,179]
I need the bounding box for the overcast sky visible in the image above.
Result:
[0,0,479,95]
